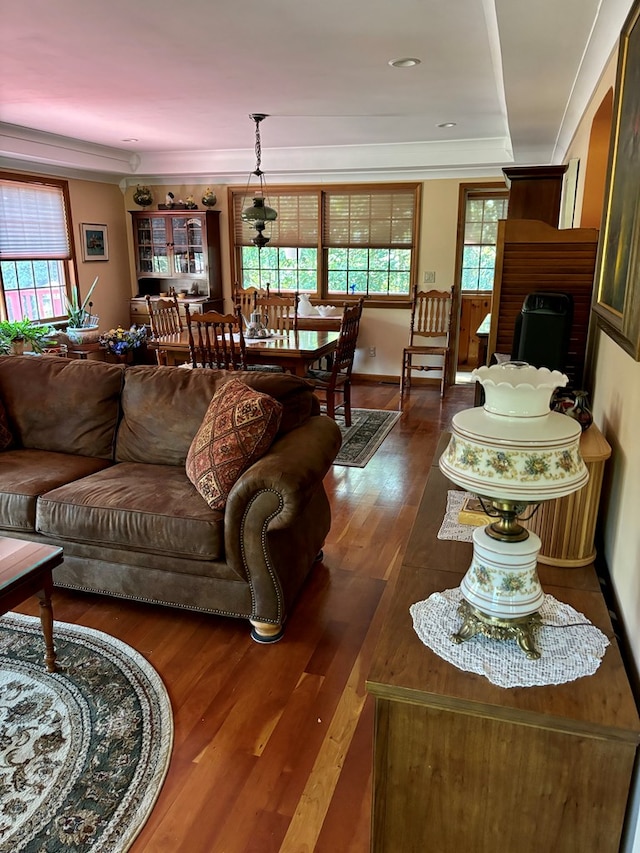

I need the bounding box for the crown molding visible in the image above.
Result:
[0,122,514,184]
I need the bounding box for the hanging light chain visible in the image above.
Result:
[250,113,266,177]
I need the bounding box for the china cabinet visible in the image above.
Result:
[130,210,222,305]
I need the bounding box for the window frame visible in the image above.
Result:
[229,182,421,308]
[0,171,77,324]
[454,182,509,295]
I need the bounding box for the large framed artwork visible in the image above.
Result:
[80,223,109,262]
[593,0,640,360]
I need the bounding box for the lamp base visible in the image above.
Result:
[452,600,543,659]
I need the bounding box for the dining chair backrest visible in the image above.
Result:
[333,298,364,376]
[233,285,269,326]
[185,305,247,370]
[408,286,453,344]
[254,292,299,333]
[146,295,183,364]
[146,294,183,337]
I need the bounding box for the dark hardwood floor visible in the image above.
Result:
[15,379,475,852]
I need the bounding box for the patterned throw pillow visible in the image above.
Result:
[186,378,283,510]
[0,396,13,450]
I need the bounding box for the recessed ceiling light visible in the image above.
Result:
[389,57,421,68]
[437,122,457,128]
[122,138,139,143]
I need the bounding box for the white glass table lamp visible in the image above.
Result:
[439,362,588,658]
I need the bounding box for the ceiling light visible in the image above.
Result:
[121,138,139,143]
[389,57,421,68]
[437,122,457,128]
[241,114,277,250]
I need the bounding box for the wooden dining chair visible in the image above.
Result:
[255,292,299,333]
[305,298,364,426]
[400,285,453,402]
[184,304,247,370]
[233,284,269,326]
[145,294,183,365]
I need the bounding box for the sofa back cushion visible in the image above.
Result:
[115,365,317,466]
[0,396,13,450]
[0,356,125,459]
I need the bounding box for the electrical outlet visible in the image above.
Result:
[424,271,436,284]
[368,346,376,357]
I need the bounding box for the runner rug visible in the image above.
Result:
[0,612,173,853]
[333,408,401,468]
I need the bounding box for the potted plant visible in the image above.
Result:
[0,319,57,355]
[66,276,100,343]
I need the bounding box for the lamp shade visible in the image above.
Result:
[242,196,277,224]
[439,362,588,503]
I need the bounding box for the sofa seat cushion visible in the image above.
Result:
[37,462,235,573]
[0,449,114,531]
[186,379,283,511]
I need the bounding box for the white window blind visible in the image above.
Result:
[0,179,71,259]
[322,189,416,247]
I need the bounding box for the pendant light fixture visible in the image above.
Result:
[241,113,277,249]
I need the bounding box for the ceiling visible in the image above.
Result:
[0,0,633,185]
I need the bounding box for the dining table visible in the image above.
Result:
[148,328,340,377]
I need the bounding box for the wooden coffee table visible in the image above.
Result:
[0,537,63,671]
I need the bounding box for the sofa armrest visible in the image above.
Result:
[224,415,342,625]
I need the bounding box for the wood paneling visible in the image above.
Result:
[457,294,492,367]
[488,219,599,387]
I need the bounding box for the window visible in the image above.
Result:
[0,174,73,322]
[231,183,419,303]
[459,188,508,292]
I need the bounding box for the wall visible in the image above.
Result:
[566,45,640,853]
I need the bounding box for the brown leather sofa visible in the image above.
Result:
[0,356,342,641]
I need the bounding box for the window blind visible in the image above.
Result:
[233,190,319,247]
[0,179,71,259]
[322,189,416,247]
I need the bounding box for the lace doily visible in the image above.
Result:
[437,490,476,541]
[410,587,610,688]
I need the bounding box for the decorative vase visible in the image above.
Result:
[10,340,24,356]
[133,185,153,208]
[550,389,593,431]
[298,293,319,317]
[201,188,217,208]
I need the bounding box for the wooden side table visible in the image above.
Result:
[522,422,611,566]
[0,537,64,671]
[66,342,106,361]
[366,438,640,853]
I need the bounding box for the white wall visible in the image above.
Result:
[566,43,640,853]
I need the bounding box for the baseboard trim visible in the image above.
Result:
[352,373,439,386]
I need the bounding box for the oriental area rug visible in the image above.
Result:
[333,408,401,468]
[0,612,173,853]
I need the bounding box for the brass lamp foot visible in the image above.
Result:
[452,600,543,660]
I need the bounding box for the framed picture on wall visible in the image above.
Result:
[80,223,109,262]
[593,0,640,360]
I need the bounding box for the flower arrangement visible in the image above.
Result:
[98,325,147,355]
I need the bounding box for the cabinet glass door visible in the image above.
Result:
[151,218,169,274]
[171,216,204,275]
